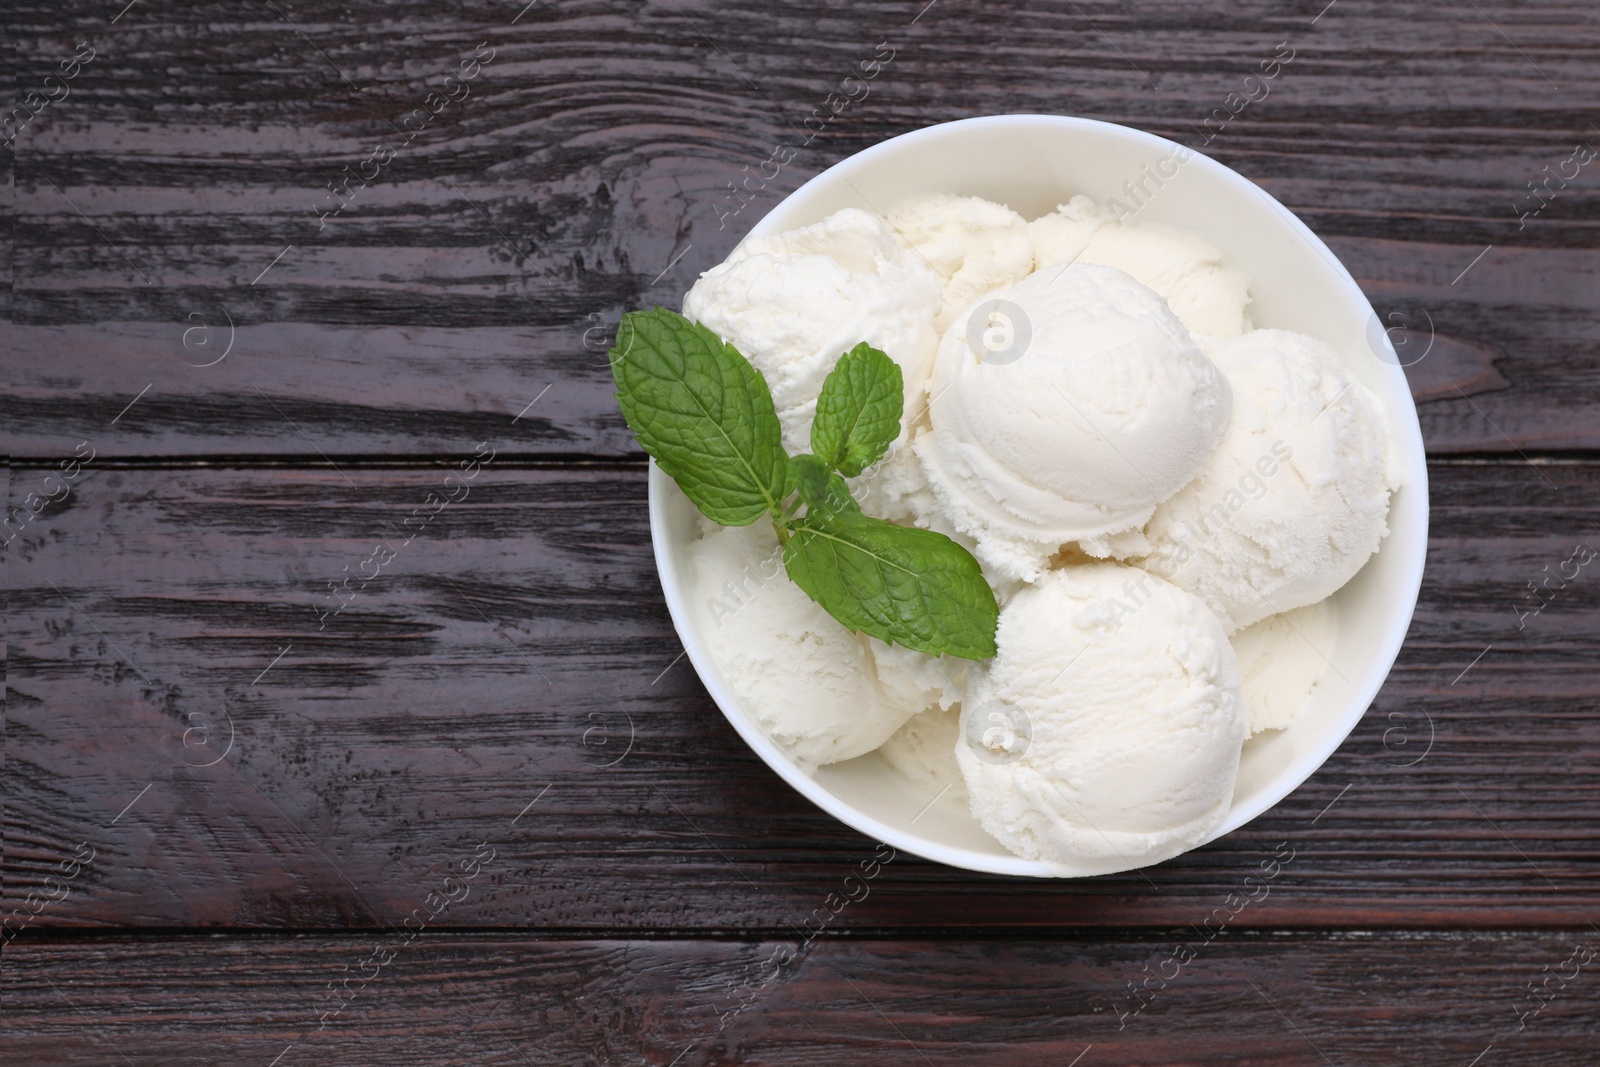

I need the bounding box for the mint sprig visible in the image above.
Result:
[611,309,998,661]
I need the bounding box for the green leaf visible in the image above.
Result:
[610,308,999,661]
[783,509,998,660]
[610,308,788,526]
[788,454,861,521]
[811,342,904,478]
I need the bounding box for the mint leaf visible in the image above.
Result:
[610,308,787,526]
[783,509,998,660]
[789,454,860,521]
[811,342,904,478]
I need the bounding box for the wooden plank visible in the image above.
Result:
[5,0,1598,456]
[5,932,1598,1064]
[5,461,1599,930]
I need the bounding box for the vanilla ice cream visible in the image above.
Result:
[1031,195,1252,337]
[670,189,1400,873]
[870,637,967,713]
[689,522,930,769]
[1133,329,1399,632]
[887,194,1035,333]
[682,207,942,454]
[877,704,969,808]
[1231,599,1337,735]
[850,428,937,525]
[956,563,1245,866]
[916,264,1232,582]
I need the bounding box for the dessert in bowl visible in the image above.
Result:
[644,115,1428,877]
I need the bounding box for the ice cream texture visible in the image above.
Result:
[1231,599,1337,735]
[682,207,942,455]
[688,522,930,770]
[1030,195,1252,337]
[916,263,1232,582]
[956,564,1246,866]
[887,193,1036,333]
[878,704,970,808]
[1131,329,1399,633]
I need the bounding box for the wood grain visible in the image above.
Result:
[6,932,1598,1065]
[6,461,1598,930]
[6,0,1598,457]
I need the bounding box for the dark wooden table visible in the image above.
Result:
[6,1,1599,1063]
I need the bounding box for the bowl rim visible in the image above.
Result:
[647,113,1429,878]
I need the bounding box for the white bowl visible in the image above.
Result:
[648,115,1429,877]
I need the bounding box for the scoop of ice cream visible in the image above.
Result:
[1231,599,1337,735]
[887,194,1035,333]
[1133,329,1399,632]
[956,563,1245,867]
[916,264,1232,583]
[877,704,969,808]
[682,207,942,454]
[1031,195,1252,337]
[688,522,928,770]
